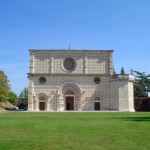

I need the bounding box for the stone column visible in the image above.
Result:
[28,76,33,111]
[35,99,39,111]
[108,52,113,75]
[57,94,64,111]
[50,54,54,73]
[83,56,87,74]
[28,93,33,111]
[32,94,36,110]
[28,50,34,111]
[56,94,60,111]
[78,91,85,110]
[29,51,34,74]
[46,95,51,111]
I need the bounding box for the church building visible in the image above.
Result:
[28,49,135,112]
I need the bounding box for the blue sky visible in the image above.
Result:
[0,0,150,95]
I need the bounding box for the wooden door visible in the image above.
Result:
[66,97,74,110]
[39,102,45,110]
[94,102,100,110]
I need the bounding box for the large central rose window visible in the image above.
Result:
[63,58,76,72]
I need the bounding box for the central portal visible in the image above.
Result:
[39,102,45,110]
[66,96,74,110]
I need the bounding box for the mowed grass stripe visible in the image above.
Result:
[0,112,150,150]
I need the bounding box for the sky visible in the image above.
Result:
[0,0,150,95]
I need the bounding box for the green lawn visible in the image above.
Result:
[0,112,150,150]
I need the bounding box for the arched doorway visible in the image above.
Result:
[94,97,101,111]
[58,82,81,111]
[38,95,47,111]
[65,90,74,110]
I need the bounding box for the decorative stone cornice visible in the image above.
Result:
[27,73,112,77]
[110,74,134,82]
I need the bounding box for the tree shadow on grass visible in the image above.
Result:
[122,117,150,122]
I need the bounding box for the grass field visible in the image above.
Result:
[0,112,150,150]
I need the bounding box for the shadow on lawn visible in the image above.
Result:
[123,117,150,122]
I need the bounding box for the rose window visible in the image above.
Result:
[63,58,76,72]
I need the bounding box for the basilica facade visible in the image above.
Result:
[28,49,135,112]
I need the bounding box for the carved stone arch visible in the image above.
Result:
[92,92,103,111]
[39,96,46,100]
[92,92,103,101]
[65,90,74,95]
[94,97,100,101]
[58,82,81,96]
[38,93,48,100]
[38,93,48,111]
[57,82,81,111]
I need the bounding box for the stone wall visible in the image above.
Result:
[29,50,113,75]
[110,75,135,112]
[28,75,111,111]
[28,49,134,112]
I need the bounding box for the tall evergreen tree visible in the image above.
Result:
[19,87,28,101]
[120,67,125,75]
[133,71,150,97]
[0,70,10,102]
[18,87,28,108]
[113,67,117,75]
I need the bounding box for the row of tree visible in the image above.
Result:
[133,71,150,111]
[133,71,150,97]
[0,70,28,109]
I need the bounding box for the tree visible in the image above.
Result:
[130,69,134,75]
[17,87,28,109]
[113,67,116,75]
[8,91,18,105]
[120,67,125,75]
[133,71,150,97]
[133,71,150,111]
[19,87,28,101]
[0,70,10,102]
[134,82,147,98]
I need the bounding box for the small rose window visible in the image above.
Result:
[94,77,101,84]
[39,77,46,84]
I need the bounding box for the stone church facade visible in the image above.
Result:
[28,49,135,112]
